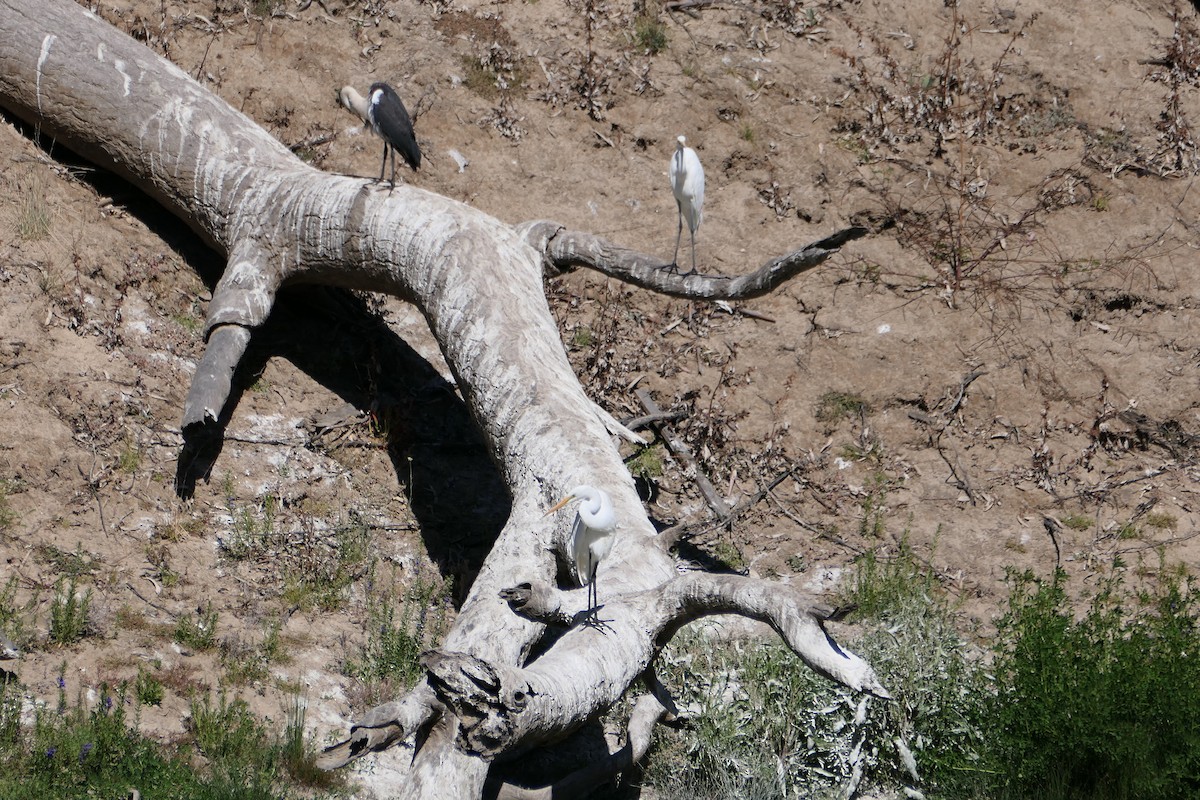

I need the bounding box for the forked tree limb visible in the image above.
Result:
[1,2,885,796]
[518,220,874,299]
[360,572,887,766]
[315,683,443,770]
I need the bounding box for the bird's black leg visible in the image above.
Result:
[664,205,684,274]
[579,565,613,631]
[388,148,396,190]
[378,143,388,184]
[685,227,698,277]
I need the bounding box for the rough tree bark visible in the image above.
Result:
[0,1,888,796]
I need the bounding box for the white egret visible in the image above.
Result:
[545,485,617,615]
[668,135,705,275]
[339,82,421,187]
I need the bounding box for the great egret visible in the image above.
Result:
[669,135,705,275]
[338,82,421,187]
[545,485,617,615]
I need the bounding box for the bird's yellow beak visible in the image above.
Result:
[543,494,576,516]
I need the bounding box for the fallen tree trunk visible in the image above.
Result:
[0,1,887,796]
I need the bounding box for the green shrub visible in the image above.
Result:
[633,14,668,55]
[0,576,30,651]
[188,690,277,785]
[647,541,990,797]
[174,603,219,651]
[48,575,91,645]
[0,479,17,531]
[986,568,1200,800]
[0,678,271,799]
[135,668,164,707]
[345,576,447,705]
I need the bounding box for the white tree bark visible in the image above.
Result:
[0,2,887,796]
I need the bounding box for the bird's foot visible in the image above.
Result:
[574,605,613,632]
[660,261,681,275]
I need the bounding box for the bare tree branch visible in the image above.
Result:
[519,220,874,299]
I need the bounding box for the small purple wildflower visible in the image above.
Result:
[45,747,57,758]
[57,676,66,689]
[104,695,113,711]
[79,742,93,762]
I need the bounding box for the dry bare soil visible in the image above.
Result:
[1,0,1198,794]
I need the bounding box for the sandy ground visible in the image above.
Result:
[1,0,1198,793]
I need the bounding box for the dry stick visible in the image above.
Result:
[522,222,876,301]
[658,467,795,551]
[733,306,776,323]
[910,370,987,431]
[1041,515,1062,568]
[922,370,987,503]
[287,132,335,153]
[1115,529,1200,554]
[635,388,731,523]
[946,370,987,416]
[766,488,866,555]
[935,437,976,505]
[664,0,720,11]
[622,408,687,431]
[126,581,175,616]
[1060,467,1167,503]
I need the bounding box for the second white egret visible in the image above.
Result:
[545,485,617,615]
[669,135,705,275]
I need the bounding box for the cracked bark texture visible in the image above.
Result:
[0,2,885,797]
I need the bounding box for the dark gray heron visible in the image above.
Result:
[339,82,421,187]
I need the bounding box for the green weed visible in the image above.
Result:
[815,390,868,428]
[856,473,890,538]
[570,326,595,349]
[117,441,141,474]
[221,619,292,687]
[281,518,371,612]
[220,495,277,562]
[1144,511,1178,530]
[626,444,664,479]
[1059,513,1093,531]
[17,176,50,241]
[135,668,164,707]
[345,575,448,706]
[633,14,668,55]
[49,575,92,645]
[174,603,218,651]
[0,479,17,532]
[38,544,97,578]
[280,696,339,789]
[0,675,340,799]
[0,577,31,651]
[171,310,203,333]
